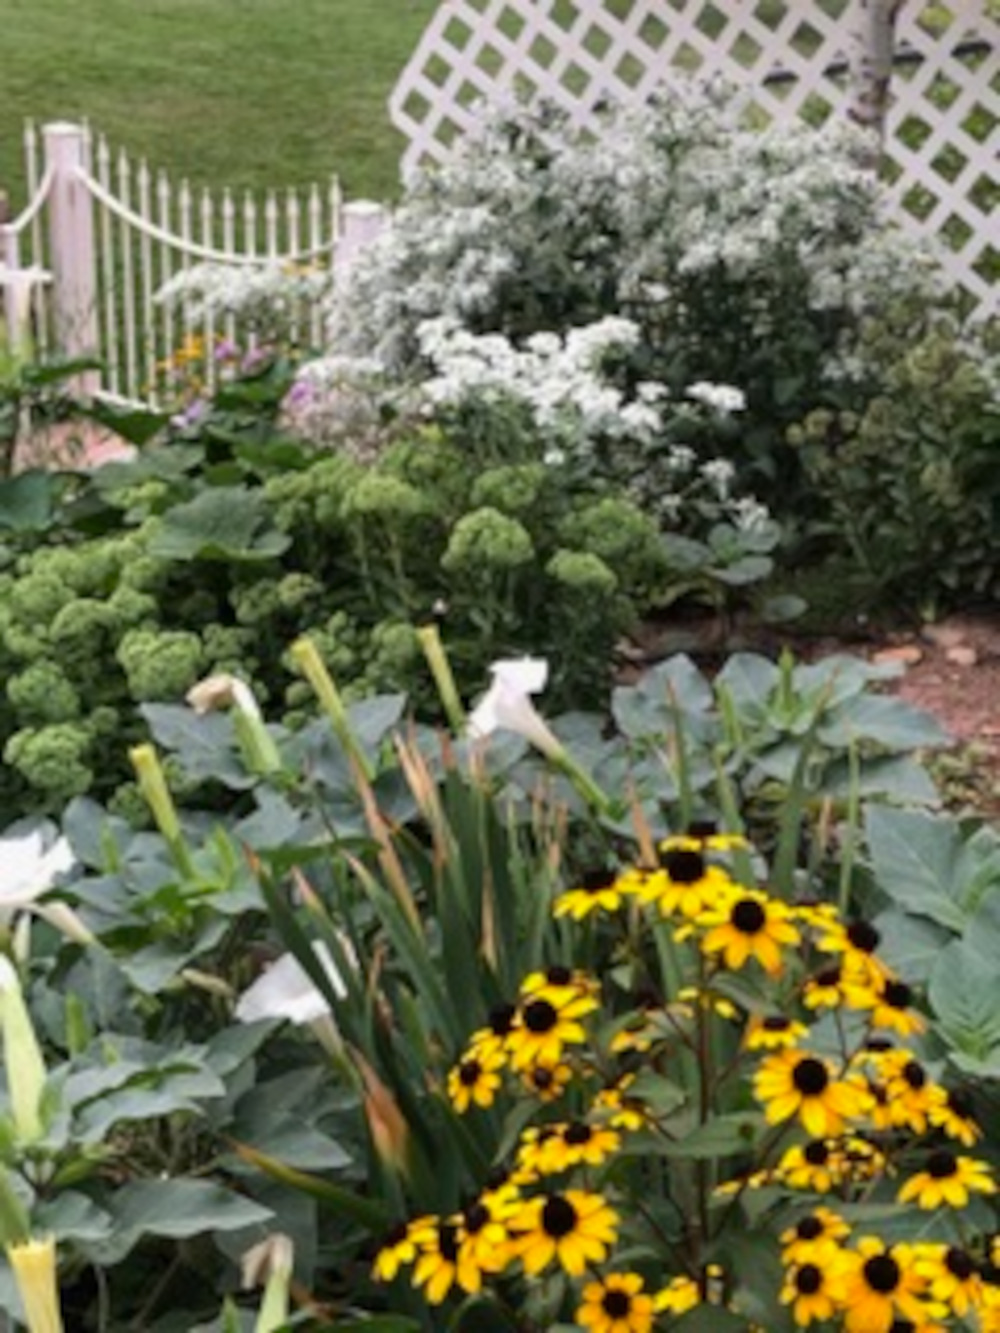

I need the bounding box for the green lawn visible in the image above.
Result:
[0,0,439,210]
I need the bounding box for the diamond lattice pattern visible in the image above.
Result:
[390,0,998,315]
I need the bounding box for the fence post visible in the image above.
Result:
[44,122,100,380]
[334,200,387,281]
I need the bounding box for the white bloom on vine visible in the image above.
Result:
[236,942,348,1026]
[0,826,90,945]
[686,381,747,414]
[468,657,563,759]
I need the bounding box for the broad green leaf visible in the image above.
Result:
[865,808,967,931]
[929,939,1000,1055]
[714,653,779,716]
[149,485,291,562]
[871,909,951,983]
[0,471,54,531]
[81,397,169,446]
[819,694,948,750]
[34,1191,113,1242]
[673,1306,750,1331]
[140,704,256,790]
[91,1179,272,1264]
[661,1112,766,1160]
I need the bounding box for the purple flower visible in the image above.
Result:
[214,338,240,362]
[283,378,314,411]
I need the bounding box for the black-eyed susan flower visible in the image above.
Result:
[857,977,926,1037]
[507,987,598,1070]
[465,1001,517,1063]
[927,1086,982,1147]
[699,889,801,976]
[818,918,894,989]
[371,1218,427,1282]
[519,964,600,1003]
[455,1190,519,1283]
[410,1218,462,1304]
[803,964,848,1011]
[511,1188,618,1276]
[780,1208,851,1265]
[519,1059,573,1102]
[676,984,740,1020]
[775,1140,841,1194]
[592,1076,646,1131]
[745,1014,809,1051]
[639,848,737,918]
[554,867,627,919]
[754,1051,872,1137]
[446,1045,505,1113]
[841,1238,942,1332]
[660,823,748,854]
[652,1275,701,1316]
[897,1150,996,1209]
[914,1244,982,1317]
[780,1254,851,1326]
[577,1270,655,1333]
[880,1054,947,1134]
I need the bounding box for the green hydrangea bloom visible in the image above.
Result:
[545,548,618,597]
[441,507,534,575]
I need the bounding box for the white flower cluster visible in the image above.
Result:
[157,262,331,344]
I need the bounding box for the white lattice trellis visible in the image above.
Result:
[390,0,998,314]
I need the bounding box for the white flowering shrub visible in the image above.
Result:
[157,262,331,349]
[323,93,946,521]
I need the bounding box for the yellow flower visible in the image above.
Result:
[506,987,599,1071]
[446,1045,505,1113]
[592,1077,646,1131]
[927,1086,982,1147]
[841,1238,943,1332]
[914,1244,982,1317]
[856,977,926,1036]
[878,1052,947,1134]
[455,1190,519,1283]
[410,1218,467,1303]
[554,868,628,919]
[577,1271,655,1333]
[754,1051,872,1137]
[6,1235,64,1333]
[638,848,737,918]
[744,1014,809,1051]
[519,965,599,1003]
[780,1208,851,1265]
[652,1275,701,1315]
[519,1059,573,1102]
[780,1254,851,1326]
[371,1218,426,1282]
[803,963,848,1011]
[816,918,893,989]
[897,1150,996,1209]
[700,889,801,976]
[511,1189,618,1277]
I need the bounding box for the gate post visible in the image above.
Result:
[334,200,388,281]
[44,122,100,381]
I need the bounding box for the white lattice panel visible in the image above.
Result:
[390,0,998,315]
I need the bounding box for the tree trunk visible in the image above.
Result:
[848,0,907,158]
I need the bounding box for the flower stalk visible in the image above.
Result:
[416,624,466,733]
[128,744,194,877]
[290,638,374,781]
[7,1235,63,1333]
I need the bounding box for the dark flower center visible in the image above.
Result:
[523,999,559,1033]
[847,920,880,953]
[489,1003,516,1035]
[926,1150,958,1179]
[546,965,572,985]
[439,1223,460,1263]
[981,1262,1000,1287]
[763,1015,791,1031]
[797,1217,824,1240]
[458,1059,482,1087]
[863,1254,900,1294]
[382,1221,409,1248]
[815,965,842,988]
[531,1066,554,1089]
[903,1060,926,1090]
[804,1140,830,1165]
[796,1264,822,1295]
[564,1122,593,1146]
[581,867,617,893]
[792,1058,830,1096]
[464,1203,489,1235]
[602,1290,632,1317]
[687,819,718,839]
[541,1194,578,1238]
[947,1088,974,1118]
[888,1322,916,1333]
[732,899,766,934]
[883,980,913,1009]
[945,1247,975,1280]
[865,1038,893,1052]
[663,849,706,883]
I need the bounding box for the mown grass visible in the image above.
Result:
[0,0,439,209]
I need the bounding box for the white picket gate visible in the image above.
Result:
[0,122,389,407]
[390,0,999,317]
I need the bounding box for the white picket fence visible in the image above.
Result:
[0,122,389,406]
[390,0,999,317]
